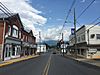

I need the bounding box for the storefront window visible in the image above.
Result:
[5,47,8,57]
[17,47,19,55]
[5,45,11,57]
[8,47,11,57]
[12,47,15,55]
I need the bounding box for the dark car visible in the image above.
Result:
[52,51,56,54]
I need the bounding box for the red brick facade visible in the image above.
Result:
[0,14,36,61]
[0,22,4,44]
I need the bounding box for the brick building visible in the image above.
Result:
[21,29,36,56]
[0,13,36,61]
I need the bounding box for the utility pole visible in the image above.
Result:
[74,8,77,58]
[62,33,64,56]
[39,31,41,55]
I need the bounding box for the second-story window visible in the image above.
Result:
[26,36,28,42]
[78,37,80,42]
[12,25,18,38]
[19,31,21,39]
[22,35,25,41]
[90,34,95,39]
[8,25,11,36]
[81,34,85,41]
[96,34,100,40]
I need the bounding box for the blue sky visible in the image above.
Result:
[1,0,100,41]
[31,0,100,25]
[29,0,100,41]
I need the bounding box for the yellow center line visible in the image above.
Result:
[42,54,52,75]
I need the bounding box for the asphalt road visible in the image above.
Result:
[0,52,100,75]
[0,53,50,75]
[48,54,100,75]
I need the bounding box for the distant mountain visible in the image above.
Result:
[43,40,58,46]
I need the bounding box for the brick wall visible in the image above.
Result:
[0,45,2,59]
[0,22,4,44]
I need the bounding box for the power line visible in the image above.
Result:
[0,5,10,16]
[87,22,100,30]
[62,0,76,28]
[75,16,100,36]
[65,0,76,22]
[0,8,10,17]
[76,22,100,36]
[58,0,76,41]
[77,0,96,20]
[69,22,100,42]
[0,3,12,17]
[90,16,100,24]
[0,2,12,15]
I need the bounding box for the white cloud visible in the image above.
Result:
[0,0,47,31]
[43,26,71,41]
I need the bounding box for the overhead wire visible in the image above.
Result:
[73,0,97,34]
[69,0,99,41]
[76,16,100,35]
[0,2,12,15]
[0,2,13,17]
[58,0,76,41]
[76,0,96,20]
[90,16,100,24]
[0,2,12,12]
[61,0,76,31]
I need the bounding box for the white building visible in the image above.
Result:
[69,25,100,59]
[37,44,46,53]
[61,43,68,53]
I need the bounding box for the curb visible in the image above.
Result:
[65,55,100,70]
[0,55,39,68]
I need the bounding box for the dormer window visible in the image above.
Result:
[12,25,18,38]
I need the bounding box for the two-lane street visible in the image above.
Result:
[0,53,50,75]
[0,52,100,75]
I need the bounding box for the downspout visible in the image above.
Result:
[2,18,6,61]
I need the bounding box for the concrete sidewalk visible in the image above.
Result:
[65,54,100,69]
[0,55,39,68]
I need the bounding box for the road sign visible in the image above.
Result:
[88,48,97,53]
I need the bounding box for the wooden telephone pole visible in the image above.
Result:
[74,8,77,58]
